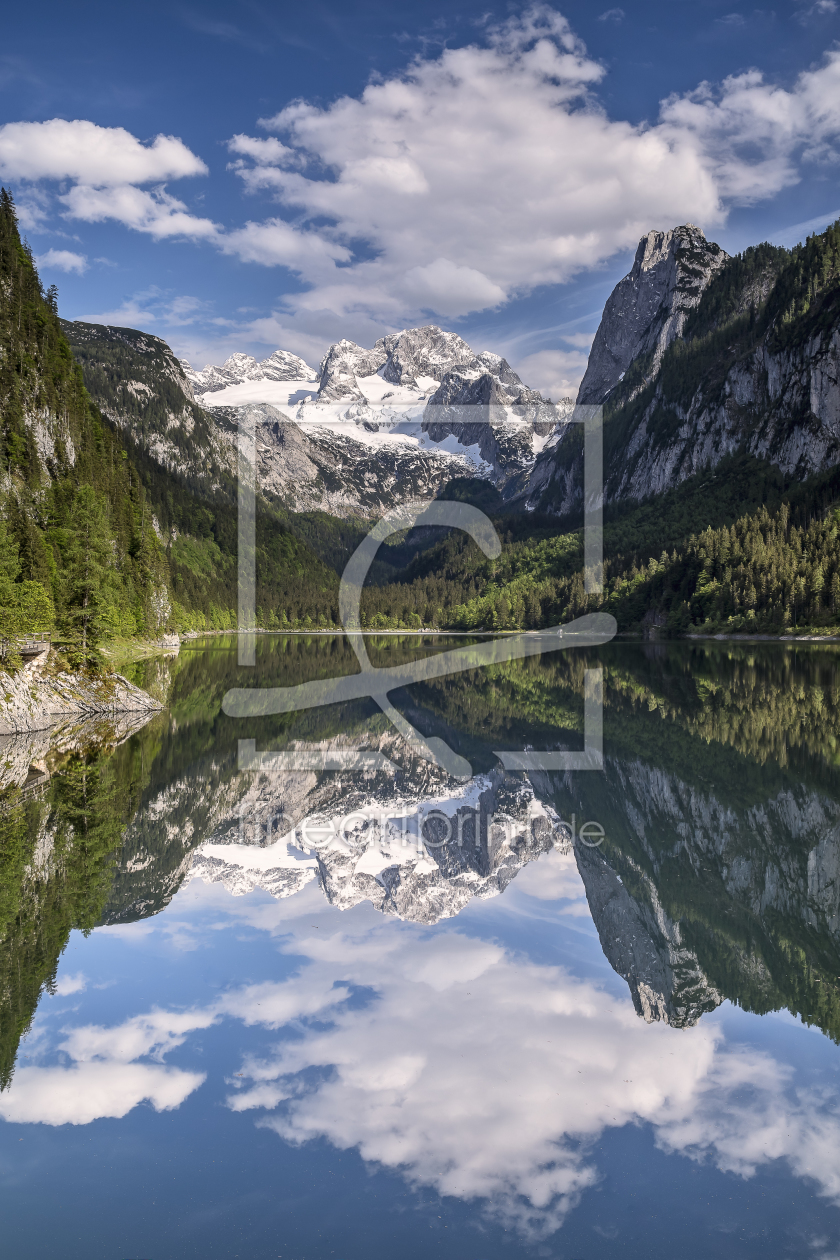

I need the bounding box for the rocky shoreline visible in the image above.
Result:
[0,649,162,736]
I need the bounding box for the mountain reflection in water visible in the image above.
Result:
[3,634,840,1257]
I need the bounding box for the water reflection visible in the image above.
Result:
[4,635,840,1254]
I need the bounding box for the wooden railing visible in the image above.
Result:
[0,632,51,662]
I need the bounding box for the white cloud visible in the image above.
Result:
[220,218,349,267]
[61,184,218,240]
[598,8,625,20]
[513,347,590,399]
[0,118,214,240]
[798,0,838,20]
[0,967,347,1128]
[75,289,216,334]
[7,11,840,351]
[227,133,296,165]
[0,119,206,185]
[9,855,840,1237]
[561,331,597,349]
[0,1063,204,1125]
[51,971,87,996]
[220,902,840,1239]
[659,53,840,202]
[35,248,87,275]
[218,6,840,327]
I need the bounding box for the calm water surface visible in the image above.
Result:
[3,634,840,1258]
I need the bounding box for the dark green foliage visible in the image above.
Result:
[62,486,114,662]
[0,725,157,1089]
[59,320,224,479]
[682,241,789,341]
[359,222,840,634]
[352,460,840,634]
[766,219,840,350]
[60,320,343,633]
[0,188,169,648]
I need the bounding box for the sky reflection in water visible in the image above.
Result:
[2,637,840,1258]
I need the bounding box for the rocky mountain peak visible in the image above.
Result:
[317,324,532,406]
[181,347,317,395]
[577,223,728,407]
[376,325,477,387]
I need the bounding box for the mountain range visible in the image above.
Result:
[3,180,840,641]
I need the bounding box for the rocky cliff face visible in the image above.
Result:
[317,326,482,402]
[248,402,479,516]
[189,762,566,925]
[606,317,840,503]
[71,320,569,519]
[528,220,840,513]
[61,320,240,490]
[553,748,840,1030]
[574,840,722,1027]
[576,225,727,407]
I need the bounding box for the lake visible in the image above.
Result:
[2,633,840,1258]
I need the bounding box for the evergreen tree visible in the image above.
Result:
[63,486,112,662]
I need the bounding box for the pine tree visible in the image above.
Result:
[63,486,113,663]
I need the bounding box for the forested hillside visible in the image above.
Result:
[358,468,840,634]
[0,189,340,647]
[60,319,344,633]
[6,187,840,642]
[0,190,169,657]
[360,222,840,635]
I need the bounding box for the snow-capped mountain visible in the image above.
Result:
[169,325,573,513]
[181,348,318,395]
[99,727,569,927]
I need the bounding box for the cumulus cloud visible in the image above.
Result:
[220,892,840,1239]
[35,248,87,275]
[51,971,88,995]
[61,184,217,239]
[218,5,840,327]
[659,54,840,201]
[220,218,350,267]
[6,9,840,347]
[0,119,206,185]
[0,118,215,240]
[512,347,591,399]
[0,1062,204,1126]
[0,966,347,1127]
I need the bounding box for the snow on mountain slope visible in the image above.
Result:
[68,319,572,518]
[188,325,571,509]
[185,736,568,925]
[181,348,318,395]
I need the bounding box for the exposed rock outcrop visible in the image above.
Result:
[67,319,567,518]
[316,340,388,402]
[575,840,722,1027]
[100,727,567,927]
[189,765,566,925]
[0,650,162,736]
[379,326,477,387]
[577,225,727,407]
[526,219,840,513]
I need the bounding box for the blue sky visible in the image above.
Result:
[1,0,839,395]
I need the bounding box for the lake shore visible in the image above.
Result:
[0,648,163,736]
